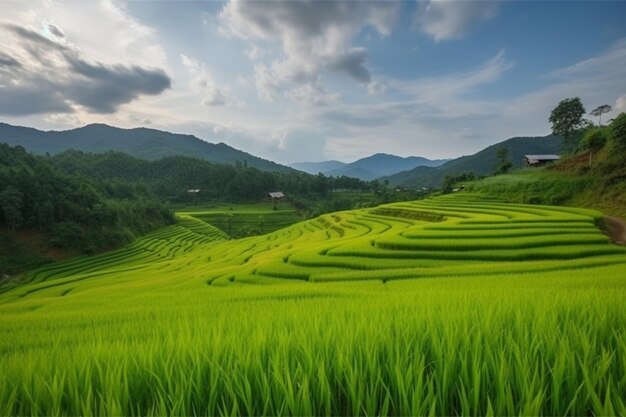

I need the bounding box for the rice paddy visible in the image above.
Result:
[1,193,625,415]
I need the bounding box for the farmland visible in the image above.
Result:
[1,194,625,415]
[176,201,302,238]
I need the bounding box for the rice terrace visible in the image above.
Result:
[2,194,626,415]
[2,0,626,416]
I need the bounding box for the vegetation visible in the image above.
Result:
[467,105,626,218]
[176,203,302,238]
[0,122,292,173]
[0,145,173,274]
[590,104,612,126]
[50,150,375,204]
[611,112,626,149]
[382,135,562,189]
[494,147,512,175]
[549,97,587,153]
[1,194,625,415]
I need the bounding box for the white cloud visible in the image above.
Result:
[615,94,626,114]
[219,0,399,103]
[181,54,228,107]
[317,40,626,160]
[416,0,499,41]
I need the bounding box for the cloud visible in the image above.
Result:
[181,54,228,107]
[327,47,371,84]
[46,22,65,38]
[0,52,21,68]
[416,0,499,41]
[219,0,399,103]
[0,22,171,116]
[616,94,626,114]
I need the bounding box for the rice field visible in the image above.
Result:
[176,202,302,238]
[1,193,625,416]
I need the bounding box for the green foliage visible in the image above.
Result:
[0,144,173,258]
[610,112,626,149]
[549,97,586,153]
[442,172,475,193]
[582,127,608,152]
[0,194,625,415]
[590,104,612,126]
[494,147,512,175]
[0,186,23,231]
[50,150,374,204]
[384,135,562,189]
[0,234,48,276]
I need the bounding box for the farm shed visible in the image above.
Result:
[524,154,560,167]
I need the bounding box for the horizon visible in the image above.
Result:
[1,0,625,164]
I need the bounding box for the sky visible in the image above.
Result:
[1,1,626,164]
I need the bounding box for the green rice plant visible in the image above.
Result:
[1,194,625,415]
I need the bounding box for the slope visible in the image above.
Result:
[384,135,562,187]
[5,193,624,293]
[466,135,626,219]
[1,194,625,416]
[0,122,292,172]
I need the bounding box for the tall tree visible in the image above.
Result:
[590,104,612,126]
[549,97,586,153]
[0,186,24,231]
[495,147,512,175]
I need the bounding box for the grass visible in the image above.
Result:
[1,193,625,415]
[176,201,302,238]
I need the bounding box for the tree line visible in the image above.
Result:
[0,144,174,257]
[50,150,374,203]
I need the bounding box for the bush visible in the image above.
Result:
[611,112,626,148]
[581,128,608,152]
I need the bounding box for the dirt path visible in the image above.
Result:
[603,216,626,245]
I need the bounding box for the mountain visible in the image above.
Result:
[383,135,563,188]
[0,122,292,172]
[291,153,448,180]
[290,160,346,174]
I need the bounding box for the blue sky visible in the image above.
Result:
[1,1,625,163]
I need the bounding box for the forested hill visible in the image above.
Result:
[0,145,376,275]
[383,135,562,187]
[50,150,371,203]
[0,144,173,274]
[0,122,292,173]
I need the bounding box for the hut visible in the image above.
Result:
[524,154,560,167]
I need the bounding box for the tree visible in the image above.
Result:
[611,112,626,149]
[581,128,608,166]
[0,186,23,231]
[549,97,586,153]
[495,147,513,175]
[590,104,612,126]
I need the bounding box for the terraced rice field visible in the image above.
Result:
[1,194,625,415]
[177,202,302,238]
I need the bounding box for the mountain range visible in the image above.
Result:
[0,122,563,186]
[0,122,291,173]
[381,135,563,188]
[291,153,449,180]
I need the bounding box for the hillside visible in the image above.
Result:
[0,122,292,173]
[383,135,562,187]
[0,144,173,274]
[1,194,625,415]
[466,137,626,219]
[292,153,448,179]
